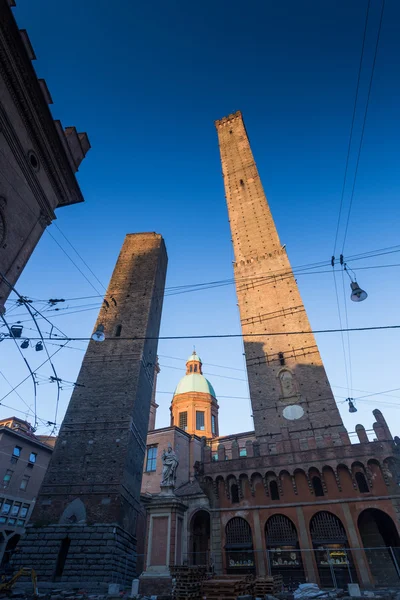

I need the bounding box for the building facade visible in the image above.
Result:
[138,112,400,592]
[0,0,90,308]
[0,417,54,565]
[14,233,167,585]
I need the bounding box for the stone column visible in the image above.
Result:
[296,507,318,583]
[139,495,187,596]
[341,504,372,587]
[210,511,223,574]
[252,510,266,576]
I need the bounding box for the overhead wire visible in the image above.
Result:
[341,0,386,253]
[0,312,38,429]
[0,273,64,430]
[332,0,371,257]
[2,323,398,341]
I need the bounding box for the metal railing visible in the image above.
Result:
[174,546,400,590]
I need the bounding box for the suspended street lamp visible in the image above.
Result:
[346,398,357,413]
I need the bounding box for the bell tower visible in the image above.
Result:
[170,352,219,439]
[215,112,348,450]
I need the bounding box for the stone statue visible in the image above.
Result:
[161,443,179,488]
[279,370,296,398]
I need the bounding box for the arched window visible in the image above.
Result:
[265,515,305,585]
[225,517,254,574]
[310,512,356,588]
[312,476,324,497]
[269,480,279,500]
[189,365,193,372]
[115,324,122,337]
[231,483,239,504]
[355,471,369,493]
[194,364,198,372]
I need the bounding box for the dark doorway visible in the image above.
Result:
[53,537,71,581]
[310,511,357,588]
[1,534,20,567]
[266,514,305,589]
[191,510,210,566]
[358,509,400,586]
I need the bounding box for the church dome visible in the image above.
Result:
[172,350,216,398]
[174,373,216,398]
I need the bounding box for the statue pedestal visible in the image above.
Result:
[139,493,188,596]
[160,483,175,496]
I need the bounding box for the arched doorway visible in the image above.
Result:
[1,534,20,568]
[310,511,357,588]
[358,508,400,585]
[190,510,210,566]
[265,514,305,588]
[225,517,255,575]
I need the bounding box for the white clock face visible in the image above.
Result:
[282,404,304,420]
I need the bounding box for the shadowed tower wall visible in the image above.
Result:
[16,233,167,585]
[215,112,348,451]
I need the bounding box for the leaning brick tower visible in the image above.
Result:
[17,233,167,585]
[215,112,349,452]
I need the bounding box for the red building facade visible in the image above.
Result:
[139,112,400,592]
[196,112,400,588]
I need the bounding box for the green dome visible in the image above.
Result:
[174,374,216,398]
[187,352,201,363]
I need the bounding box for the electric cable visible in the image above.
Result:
[1,323,399,342]
[0,273,63,428]
[0,313,38,429]
[332,0,371,256]
[341,0,386,252]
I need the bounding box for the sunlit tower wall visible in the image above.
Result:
[215,112,349,453]
[16,233,167,585]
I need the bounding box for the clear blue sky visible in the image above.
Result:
[2,0,400,440]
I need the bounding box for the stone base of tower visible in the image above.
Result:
[13,523,137,587]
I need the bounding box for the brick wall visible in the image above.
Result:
[215,112,348,448]
[16,233,167,584]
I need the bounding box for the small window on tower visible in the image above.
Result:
[194,364,198,373]
[179,412,188,431]
[115,325,122,337]
[212,414,216,434]
[196,411,205,431]
[278,352,285,366]
[189,365,193,372]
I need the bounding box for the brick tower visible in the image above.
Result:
[17,233,167,585]
[215,112,348,452]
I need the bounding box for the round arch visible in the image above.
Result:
[190,509,210,566]
[265,514,305,586]
[310,511,357,588]
[225,517,255,575]
[358,508,400,585]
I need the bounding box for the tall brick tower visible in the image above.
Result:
[215,112,348,452]
[17,233,167,585]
